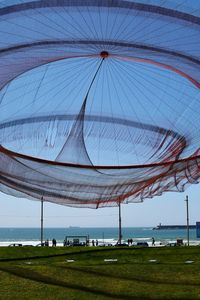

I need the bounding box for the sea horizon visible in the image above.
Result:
[0,226,199,247]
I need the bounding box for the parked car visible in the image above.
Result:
[8,243,23,247]
[115,242,128,247]
[35,242,45,247]
[136,242,149,247]
[165,239,183,247]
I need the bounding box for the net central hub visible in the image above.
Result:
[100,51,109,58]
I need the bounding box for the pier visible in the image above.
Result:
[153,223,196,230]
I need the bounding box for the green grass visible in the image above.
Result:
[0,246,200,299]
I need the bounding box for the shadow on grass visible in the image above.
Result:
[0,265,138,300]
[61,264,200,287]
[0,247,147,263]
[0,265,198,300]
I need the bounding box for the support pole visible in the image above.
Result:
[119,202,122,244]
[41,197,44,246]
[185,195,189,246]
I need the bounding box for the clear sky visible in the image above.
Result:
[0,183,199,228]
[0,0,200,228]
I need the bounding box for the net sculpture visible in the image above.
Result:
[0,0,200,208]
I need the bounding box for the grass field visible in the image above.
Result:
[0,246,200,299]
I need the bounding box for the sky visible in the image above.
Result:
[0,0,200,228]
[0,183,199,228]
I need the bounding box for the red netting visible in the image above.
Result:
[0,0,200,207]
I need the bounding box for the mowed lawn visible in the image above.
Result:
[0,246,200,299]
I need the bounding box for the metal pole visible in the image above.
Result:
[41,197,44,245]
[185,195,189,246]
[119,202,122,244]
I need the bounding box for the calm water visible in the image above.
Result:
[0,227,198,243]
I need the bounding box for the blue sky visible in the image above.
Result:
[1,0,200,228]
[0,183,199,228]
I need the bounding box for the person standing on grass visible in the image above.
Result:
[52,238,57,247]
[152,237,155,246]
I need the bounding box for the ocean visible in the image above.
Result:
[0,227,199,246]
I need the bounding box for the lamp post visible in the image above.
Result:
[41,197,44,245]
[185,195,189,246]
[119,202,122,244]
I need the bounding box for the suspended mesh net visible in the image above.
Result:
[0,0,200,207]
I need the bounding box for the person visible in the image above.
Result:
[152,237,155,246]
[96,239,98,246]
[52,238,57,247]
[45,239,49,247]
[92,239,95,246]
